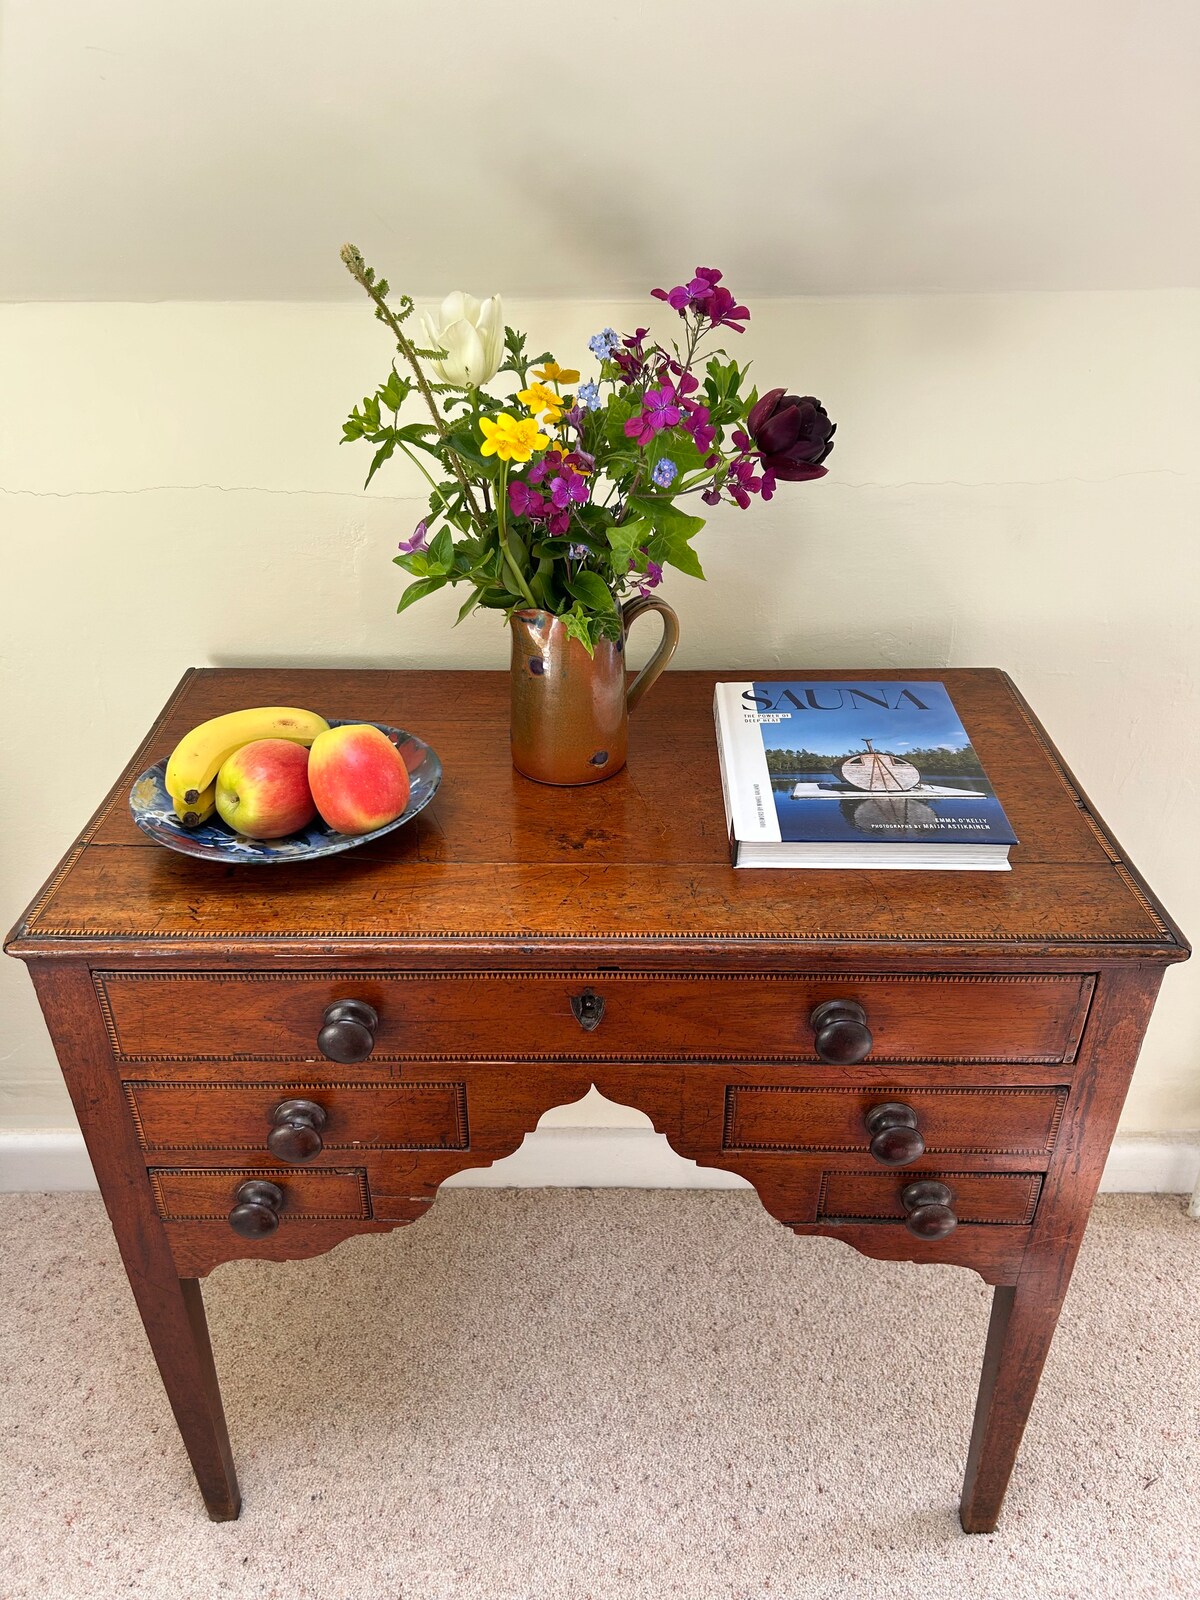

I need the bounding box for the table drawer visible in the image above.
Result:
[149,1166,370,1222]
[723,1085,1068,1159]
[817,1170,1042,1226]
[127,1080,468,1156]
[95,971,1093,1064]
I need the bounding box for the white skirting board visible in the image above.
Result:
[2,1127,1199,1202]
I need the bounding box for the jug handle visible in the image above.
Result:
[620,596,680,715]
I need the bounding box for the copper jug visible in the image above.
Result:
[509,598,680,785]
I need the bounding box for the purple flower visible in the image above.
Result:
[397,519,428,553]
[568,542,589,561]
[549,471,589,509]
[683,403,715,455]
[508,481,545,518]
[547,508,571,535]
[727,454,764,509]
[577,381,601,411]
[588,328,619,359]
[652,457,678,488]
[623,384,683,448]
[636,557,664,596]
[652,267,749,333]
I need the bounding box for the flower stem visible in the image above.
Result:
[495,462,538,609]
[341,245,485,532]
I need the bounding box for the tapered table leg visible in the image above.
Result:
[126,1270,242,1520]
[959,1281,1065,1532]
[29,964,242,1520]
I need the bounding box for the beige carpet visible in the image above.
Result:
[1,1191,1197,1600]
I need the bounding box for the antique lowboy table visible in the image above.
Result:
[6,666,1188,1531]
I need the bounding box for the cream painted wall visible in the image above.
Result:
[2,290,1198,1136]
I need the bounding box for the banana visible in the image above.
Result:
[173,782,216,829]
[165,707,330,803]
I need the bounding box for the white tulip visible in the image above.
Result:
[420,291,504,387]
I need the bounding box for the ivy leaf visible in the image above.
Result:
[653,522,705,579]
[396,574,449,615]
[632,499,707,579]
[606,516,650,577]
[561,603,598,656]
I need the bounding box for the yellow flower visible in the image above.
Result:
[533,360,581,386]
[478,412,550,463]
[517,381,565,421]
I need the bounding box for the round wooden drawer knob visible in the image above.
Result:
[901,1179,958,1239]
[864,1101,926,1166]
[317,1000,378,1063]
[809,1000,873,1064]
[267,1099,327,1163]
[228,1180,285,1238]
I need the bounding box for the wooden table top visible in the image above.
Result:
[6,667,1187,966]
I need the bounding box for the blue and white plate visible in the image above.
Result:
[128,721,442,864]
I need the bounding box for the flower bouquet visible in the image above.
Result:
[341,245,834,783]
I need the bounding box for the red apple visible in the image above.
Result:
[215,739,316,838]
[307,723,411,835]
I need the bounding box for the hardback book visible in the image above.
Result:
[713,679,1019,870]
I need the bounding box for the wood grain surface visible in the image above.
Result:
[6,669,1186,961]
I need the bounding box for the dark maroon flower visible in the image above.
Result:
[612,327,650,383]
[746,389,835,481]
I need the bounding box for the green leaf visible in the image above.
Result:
[629,498,707,580]
[657,524,706,580]
[363,435,396,488]
[453,588,482,625]
[394,422,435,444]
[561,603,598,656]
[395,574,449,615]
[427,525,455,573]
[566,571,617,613]
[603,396,637,452]
[629,498,705,540]
[606,516,650,577]
[379,370,412,411]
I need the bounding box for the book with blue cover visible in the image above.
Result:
[713,679,1018,870]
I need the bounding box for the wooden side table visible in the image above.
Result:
[6,667,1187,1530]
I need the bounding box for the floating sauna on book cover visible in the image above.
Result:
[713,680,1019,870]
